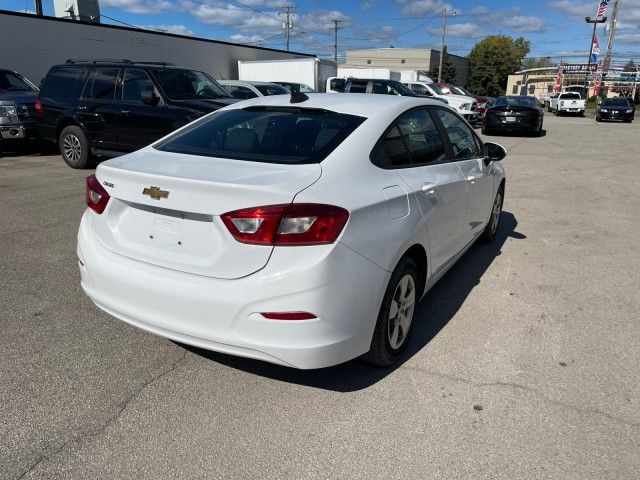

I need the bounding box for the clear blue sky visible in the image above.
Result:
[4,0,639,66]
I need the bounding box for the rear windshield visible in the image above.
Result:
[0,71,37,92]
[495,96,539,107]
[254,84,289,96]
[560,93,581,99]
[155,106,366,164]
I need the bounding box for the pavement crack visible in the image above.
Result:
[401,365,640,429]
[16,350,188,479]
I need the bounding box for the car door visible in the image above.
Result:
[378,107,469,276]
[119,68,176,150]
[76,67,122,150]
[434,108,495,239]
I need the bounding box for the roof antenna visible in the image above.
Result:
[290,91,309,104]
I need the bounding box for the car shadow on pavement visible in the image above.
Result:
[184,211,523,392]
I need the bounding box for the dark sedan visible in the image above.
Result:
[482,95,544,136]
[596,97,635,123]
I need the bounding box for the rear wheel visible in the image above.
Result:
[59,125,91,169]
[480,187,503,243]
[365,257,418,367]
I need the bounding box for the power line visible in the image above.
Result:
[279,4,294,52]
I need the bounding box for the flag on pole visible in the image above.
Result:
[596,0,610,17]
[591,33,600,63]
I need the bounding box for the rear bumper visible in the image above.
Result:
[0,125,38,140]
[77,211,390,369]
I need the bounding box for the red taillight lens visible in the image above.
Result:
[221,203,349,246]
[85,174,110,214]
[34,99,44,119]
[261,312,317,320]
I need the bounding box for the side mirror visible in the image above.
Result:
[330,78,345,92]
[484,142,506,162]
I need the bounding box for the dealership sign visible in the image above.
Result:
[563,64,598,74]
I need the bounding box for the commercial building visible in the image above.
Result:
[343,47,469,86]
[0,10,311,84]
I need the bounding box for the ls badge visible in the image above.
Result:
[143,186,170,200]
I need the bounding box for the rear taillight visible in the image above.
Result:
[86,174,110,214]
[261,312,317,320]
[34,99,44,119]
[221,203,349,246]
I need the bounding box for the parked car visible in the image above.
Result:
[36,59,238,168]
[404,81,476,122]
[596,97,635,123]
[78,93,507,369]
[328,78,415,96]
[548,92,586,116]
[0,69,39,155]
[483,95,544,136]
[545,92,559,112]
[436,83,491,119]
[272,81,315,93]
[218,80,289,99]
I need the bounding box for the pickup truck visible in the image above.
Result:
[549,92,586,116]
[0,69,39,155]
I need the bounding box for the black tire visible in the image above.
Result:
[596,116,601,122]
[364,257,419,367]
[537,121,543,137]
[59,125,91,169]
[480,187,504,244]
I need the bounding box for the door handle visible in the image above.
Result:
[467,175,478,184]
[421,183,437,195]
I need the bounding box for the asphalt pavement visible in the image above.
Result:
[1,114,639,479]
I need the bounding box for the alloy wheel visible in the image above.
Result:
[63,134,81,163]
[388,274,416,350]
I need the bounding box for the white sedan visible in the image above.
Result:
[78,93,506,369]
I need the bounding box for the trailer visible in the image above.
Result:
[237,58,337,92]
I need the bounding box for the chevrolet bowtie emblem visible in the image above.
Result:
[142,186,169,200]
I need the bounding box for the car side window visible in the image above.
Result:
[122,69,156,104]
[371,125,411,168]
[85,68,119,100]
[349,81,367,93]
[396,108,448,165]
[434,109,482,160]
[227,85,258,100]
[411,84,429,96]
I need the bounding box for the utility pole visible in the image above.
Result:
[585,16,607,94]
[280,5,294,52]
[332,20,342,64]
[34,0,43,16]
[603,0,621,74]
[438,8,456,83]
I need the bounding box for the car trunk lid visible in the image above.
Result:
[92,148,321,279]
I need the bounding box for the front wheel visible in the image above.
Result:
[365,257,418,367]
[596,116,601,122]
[59,125,91,169]
[480,188,503,243]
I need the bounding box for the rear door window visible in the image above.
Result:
[155,106,365,164]
[39,66,86,103]
[85,68,120,100]
[397,109,447,165]
[122,69,156,104]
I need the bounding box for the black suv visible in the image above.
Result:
[36,59,238,168]
[0,69,39,155]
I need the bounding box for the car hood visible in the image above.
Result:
[170,97,240,112]
[0,91,38,104]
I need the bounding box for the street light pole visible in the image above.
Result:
[438,8,456,83]
[585,16,607,95]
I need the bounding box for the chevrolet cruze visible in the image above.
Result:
[78,93,506,369]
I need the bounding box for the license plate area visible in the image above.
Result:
[505,116,516,123]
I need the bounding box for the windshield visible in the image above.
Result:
[152,69,231,100]
[155,106,365,164]
[0,71,37,92]
[495,96,540,108]
[254,84,289,96]
[603,97,630,107]
[429,84,450,95]
[390,81,417,96]
[452,86,472,96]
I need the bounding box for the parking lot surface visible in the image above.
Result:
[1,115,639,479]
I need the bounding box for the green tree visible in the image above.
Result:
[522,56,554,70]
[468,35,531,96]
[428,46,457,83]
